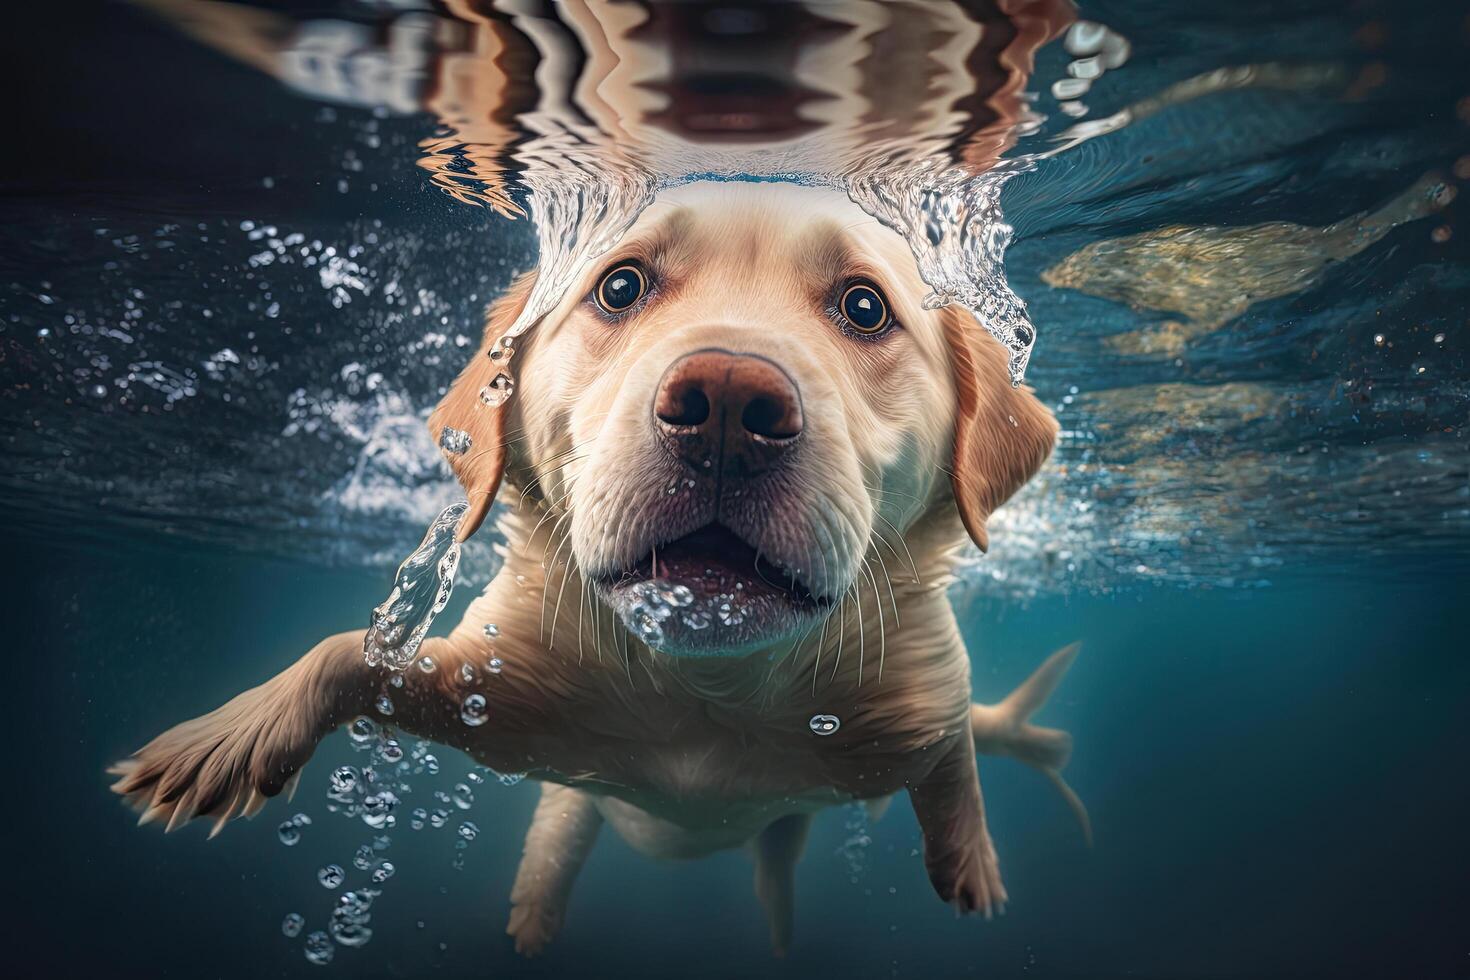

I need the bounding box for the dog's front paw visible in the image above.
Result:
[108,672,319,836]
[927,827,1008,919]
[506,902,564,956]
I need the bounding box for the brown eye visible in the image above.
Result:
[595,263,647,313]
[840,282,890,334]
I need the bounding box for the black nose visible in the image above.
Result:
[654,349,803,476]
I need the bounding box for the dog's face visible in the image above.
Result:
[434,183,1056,657]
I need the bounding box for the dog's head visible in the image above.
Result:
[433,183,1055,657]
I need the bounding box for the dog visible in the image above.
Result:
[108,179,1084,955]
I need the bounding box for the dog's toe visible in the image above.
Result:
[506,903,563,957]
[107,674,317,835]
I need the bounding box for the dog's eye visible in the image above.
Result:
[839,282,891,335]
[595,263,647,314]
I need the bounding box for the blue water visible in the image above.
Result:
[3,0,1467,976]
[14,533,1465,977]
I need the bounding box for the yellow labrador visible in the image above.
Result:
[109,180,1082,955]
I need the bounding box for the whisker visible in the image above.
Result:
[452,424,532,472]
[868,535,902,629]
[811,604,832,696]
[861,557,888,683]
[829,583,851,684]
[577,574,588,664]
[526,480,576,552]
[872,510,921,584]
[853,565,867,686]
[581,574,601,664]
[540,508,575,575]
[546,518,577,648]
[517,451,588,508]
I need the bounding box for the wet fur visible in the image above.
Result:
[109,184,1081,955]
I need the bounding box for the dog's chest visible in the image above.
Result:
[545,694,945,815]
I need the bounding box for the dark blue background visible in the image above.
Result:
[10,530,1466,978]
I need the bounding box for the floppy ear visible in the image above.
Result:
[941,306,1058,553]
[428,271,537,542]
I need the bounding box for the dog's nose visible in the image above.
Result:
[654,349,803,475]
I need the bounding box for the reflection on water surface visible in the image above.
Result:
[2,0,1466,600]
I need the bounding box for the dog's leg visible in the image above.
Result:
[752,812,812,956]
[907,734,1007,917]
[970,642,1091,845]
[507,783,603,956]
[107,630,377,835]
[107,623,529,835]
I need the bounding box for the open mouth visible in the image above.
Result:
[596,523,828,656]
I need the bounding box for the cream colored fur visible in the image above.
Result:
[109,183,1083,955]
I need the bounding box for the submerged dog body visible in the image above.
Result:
[109,183,1081,955]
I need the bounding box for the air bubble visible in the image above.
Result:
[303,931,334,965]
[277,813,310,846]
[330,891,374,948]
[1100,31,1131,69]
[1068,56,1103,81]
[317,864,344,889]
[282,913,304,938]
[1065,20,1107,55]
[461,693,489,726]
[438,426,472,455]
[1052,77,1092,100]
[329,766,359,796]
[478,373,514,407]
[809,714,841,736]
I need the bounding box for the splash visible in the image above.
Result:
[468,157,1043,391]
[362,500,467,670]
[623,580,697,649]
[481,164,664,404]
[845,159,1039,384]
